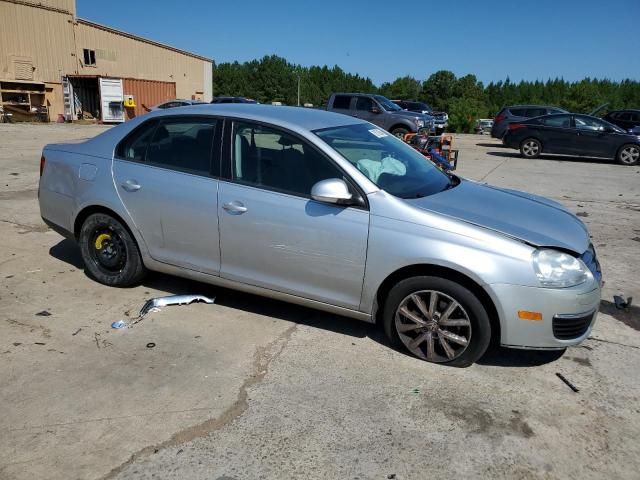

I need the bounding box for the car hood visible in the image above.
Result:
[405,179,590,253]
[390,110,433,121]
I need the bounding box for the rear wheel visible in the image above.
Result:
[383,276,491,367]
[520,138,541,158]
[617,144,640,166]
[79,213,146,286]
[391,126,410,139]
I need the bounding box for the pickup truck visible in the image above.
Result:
[326,93,435,137]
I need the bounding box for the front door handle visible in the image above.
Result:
[121,179,141,192]
[222,201,248,215]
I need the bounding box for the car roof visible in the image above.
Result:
[608,109,640,113]
[505,105,563,109]
[146,104,363,131]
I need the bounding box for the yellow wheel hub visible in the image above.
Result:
[94,233,112,250]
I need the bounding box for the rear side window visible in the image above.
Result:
[526,108,546,117]
[332,95,352,109]
[116,120,158,162]
[631,112,640,122]
[509,108,526,116]
[146,119,216,175]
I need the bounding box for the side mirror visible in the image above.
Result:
[370,107,381,114]
[311,178,353,205]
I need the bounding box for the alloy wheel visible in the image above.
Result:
[394,290,472,362]
[522,140,540,157]
[619,145,640,165]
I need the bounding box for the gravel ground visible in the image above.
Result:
[0,124,638,480]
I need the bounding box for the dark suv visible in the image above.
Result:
[492,105,567,139]
[211,97,257,104]
[603,110,640,133]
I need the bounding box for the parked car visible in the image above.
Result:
[492,105,568,139]
[211,96,257,104]
[39,105,601,366]
[392,100,449,134]
[150,99,207,110]
[502,113,640,165]
[326,93,435,137]
[475,118,494,135]
[603,109,640,133]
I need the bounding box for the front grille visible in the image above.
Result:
[552,312,594,340]
[580,244,602,284]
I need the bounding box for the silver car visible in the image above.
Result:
[38,105,602,367]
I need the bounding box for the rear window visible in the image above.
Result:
[332,95,352,109]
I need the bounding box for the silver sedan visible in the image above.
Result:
[38,105,601,366]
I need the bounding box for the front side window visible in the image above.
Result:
[542,115,571,128]
[355,97,374,111]
[374,95,402,111]
[233,122,344,197]
[315,123,452,199]
[145,119,216,175]
[574,116,608,131]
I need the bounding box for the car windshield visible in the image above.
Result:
[314,123,454,199]
[375,95,402,111]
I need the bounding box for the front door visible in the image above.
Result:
[573,115,616,158]
[218,121,369,310]
[112,116,221,274]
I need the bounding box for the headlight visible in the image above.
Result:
[532,249,590,288]
[415,119,425,128]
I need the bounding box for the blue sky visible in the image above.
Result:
[77,0,639,86]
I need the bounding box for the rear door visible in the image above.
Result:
[112,116,222,273]
[538,115,574,154]
[99,78,125,123]
[330,94,353,116]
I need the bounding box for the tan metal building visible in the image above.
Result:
[0,0,212,122]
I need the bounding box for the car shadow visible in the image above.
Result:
[477,346,565,367]
[49,238,568,367]
[486,151,616,165]
[476,142,508,148]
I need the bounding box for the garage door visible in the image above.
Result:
[99,78,124,123]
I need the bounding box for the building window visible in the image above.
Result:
[83,49,96,66]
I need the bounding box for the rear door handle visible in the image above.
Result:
[121,179,141,192]
[222,201,248,215]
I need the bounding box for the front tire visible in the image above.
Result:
[79,213,146,287]
[383,276,491,367]
[617,144,640,166]
[520,138,542,158]
[391,126,410,139]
